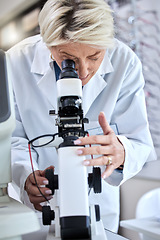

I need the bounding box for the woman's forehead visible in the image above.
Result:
[52,42,105,57]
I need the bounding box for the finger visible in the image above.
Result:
[98,112,114,135]
[27,184,53,196]
[102,164,115,179]
[83,155,114,167]
[34,204,42,212]
[74,134,114,146]
[29,194,53,205]
[76,145,111,156]
[29,171,49,186]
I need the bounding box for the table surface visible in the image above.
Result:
[120,217,160,240]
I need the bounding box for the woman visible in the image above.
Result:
[7,0,156,233]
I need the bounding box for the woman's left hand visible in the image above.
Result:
[74,112,125,179]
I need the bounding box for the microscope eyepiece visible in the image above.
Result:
[61,59,75,70]
[60,59,79,79]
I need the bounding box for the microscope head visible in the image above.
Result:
[56,59,88,139]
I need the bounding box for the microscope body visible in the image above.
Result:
[57,77,90,238]
[58,145,90,238]
[43,60,107,240]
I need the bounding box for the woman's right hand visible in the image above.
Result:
[24,166,54,211]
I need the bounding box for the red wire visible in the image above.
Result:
[28,143,49,202]
[28,143,34,172]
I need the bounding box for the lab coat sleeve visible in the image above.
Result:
[105,56,157,186]
[11,93,39,206]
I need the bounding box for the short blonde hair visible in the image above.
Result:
[39,0,114,49]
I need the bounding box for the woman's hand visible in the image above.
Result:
[24,166,54,211]
[74,112,125,179]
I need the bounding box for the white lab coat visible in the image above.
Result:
[6,35,156,233]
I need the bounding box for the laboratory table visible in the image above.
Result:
[120,217,160,240]
[22,215,128,240]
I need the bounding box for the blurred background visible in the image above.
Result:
[0,0,160,239]
[0,0,45,50]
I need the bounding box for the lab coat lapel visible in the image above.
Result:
[37,68,57,112]
[31,40,57,111]
[82,74,107,116]
[83,51,114,116]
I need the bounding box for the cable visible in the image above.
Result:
[28,143,49,203]
[88,188,92,195]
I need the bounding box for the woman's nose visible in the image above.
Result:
[76,61,89,79]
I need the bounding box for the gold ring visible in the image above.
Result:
[107,155,112,165]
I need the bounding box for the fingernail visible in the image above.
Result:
[47,196,53,200]
[43,180,49,185]
[74,139,81,145]
[102,174,107,179]
[45,190,52,194]
[83,160,90,166]
[77,149,83,155]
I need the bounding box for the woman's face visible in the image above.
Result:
[50,42,106,86]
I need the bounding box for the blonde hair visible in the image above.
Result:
[39,0,114,49]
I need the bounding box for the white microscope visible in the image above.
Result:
[0,50,40,240]
[29,60,108,240]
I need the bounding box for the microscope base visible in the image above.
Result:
[46,219,107,240]
[0,196,40,240]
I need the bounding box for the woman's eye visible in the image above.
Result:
[62,56,69,60]
[89,58,99,61]
[62,56,77,62]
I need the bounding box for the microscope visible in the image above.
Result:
[0,50,39,240]
[30,59,108,240]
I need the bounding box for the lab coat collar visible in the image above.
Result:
[31,39,57,110]
[97,49,114,75]
[31,39,51,75]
